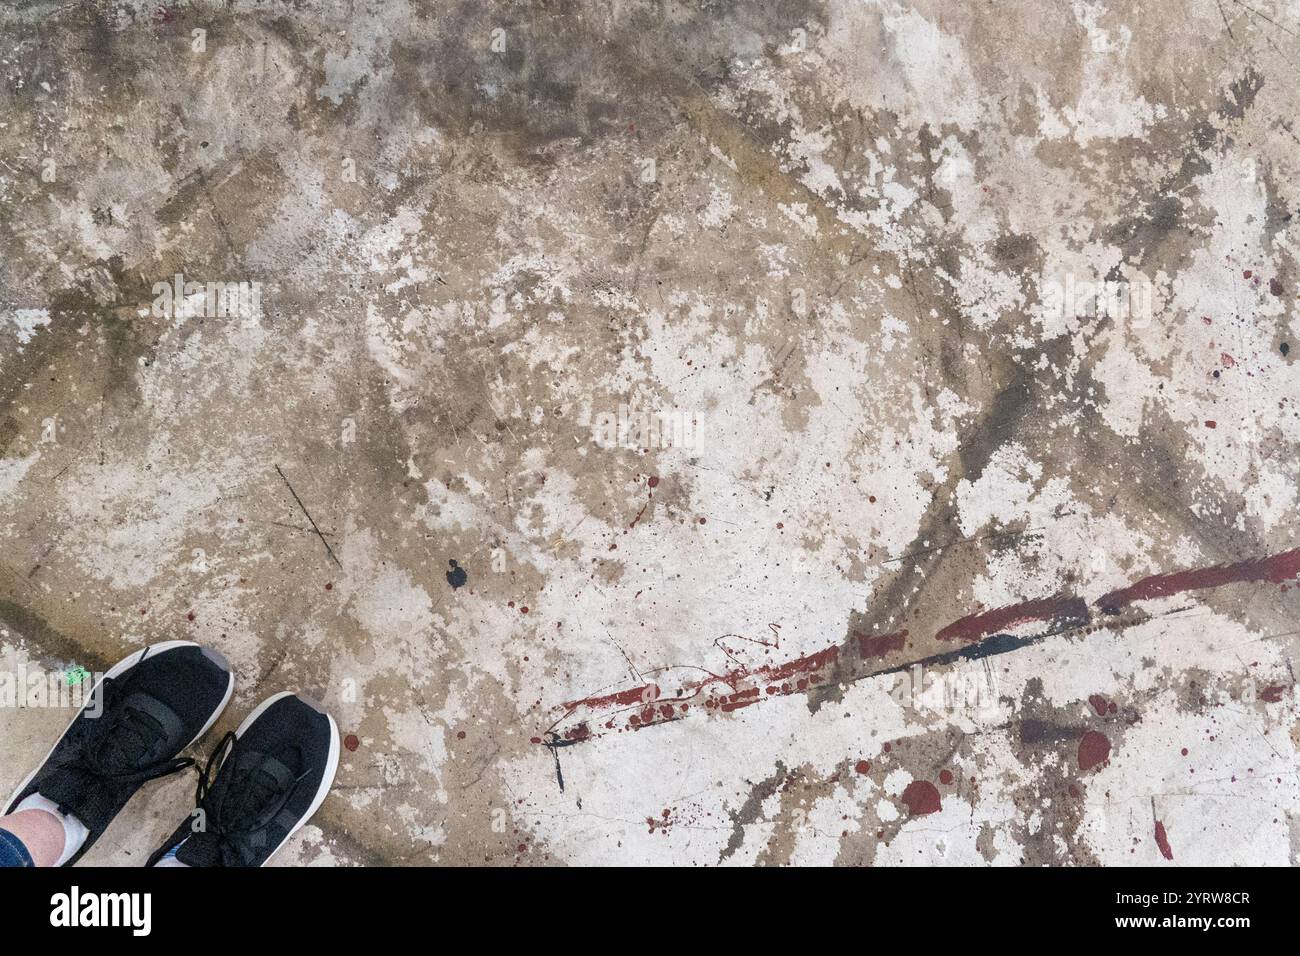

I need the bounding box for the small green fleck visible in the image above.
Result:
[64,666,90,686]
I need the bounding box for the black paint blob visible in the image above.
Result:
[446,559,468,590]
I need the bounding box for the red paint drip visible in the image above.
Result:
[1154,820,1174,860]
[1078,731,1111,772]
[901,780,941,816]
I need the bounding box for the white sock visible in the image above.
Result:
[15,793,89,866]
[154,838,191,867]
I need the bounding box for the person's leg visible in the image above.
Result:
[0,792,90,866]
[0,819,36,867]
[0,805,69,867]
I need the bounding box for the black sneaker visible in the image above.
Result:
[148,692,339,867]
[3,640,234,865]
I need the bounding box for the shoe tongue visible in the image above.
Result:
[91,692,178,773]
[224,751,296,825]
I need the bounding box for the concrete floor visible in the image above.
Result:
[1,0,1298,866]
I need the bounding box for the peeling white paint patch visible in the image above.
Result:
[6,308,50,345]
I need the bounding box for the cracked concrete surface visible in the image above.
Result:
[1,0,1299,866]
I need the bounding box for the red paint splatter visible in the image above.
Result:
[1205,420,1217,428]
[1261,684,1286,702]
[647,475,660,488]
[1154,820,1174,860]
[1270,277,1284,297]
[343,734,360,752]
[855,760,872,775]
[542,544,1300,747]
[901,780,942,816]
[563,723,592,742]
[1088,694,1108,716]
[186,611,196,622]
[939,769,954,785]
[1078,731,1111,772]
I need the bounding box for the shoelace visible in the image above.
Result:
[186,731,311,865]
[69,678,194,784]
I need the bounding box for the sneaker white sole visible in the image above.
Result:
[3,640,235,818]
[227,691,340,866]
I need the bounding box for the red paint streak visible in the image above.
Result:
[901,780,941,816]
[1261,684,1287,703]
[855,629,907,659]
[718,687,761,712]
[1078,731,1111,772]
[1154,821,1174,860]
[558,646,839,731]
[564,682,660,712]
[936,596,1086,643]
[1098,548,1300,610]
[543,544,1300,746]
